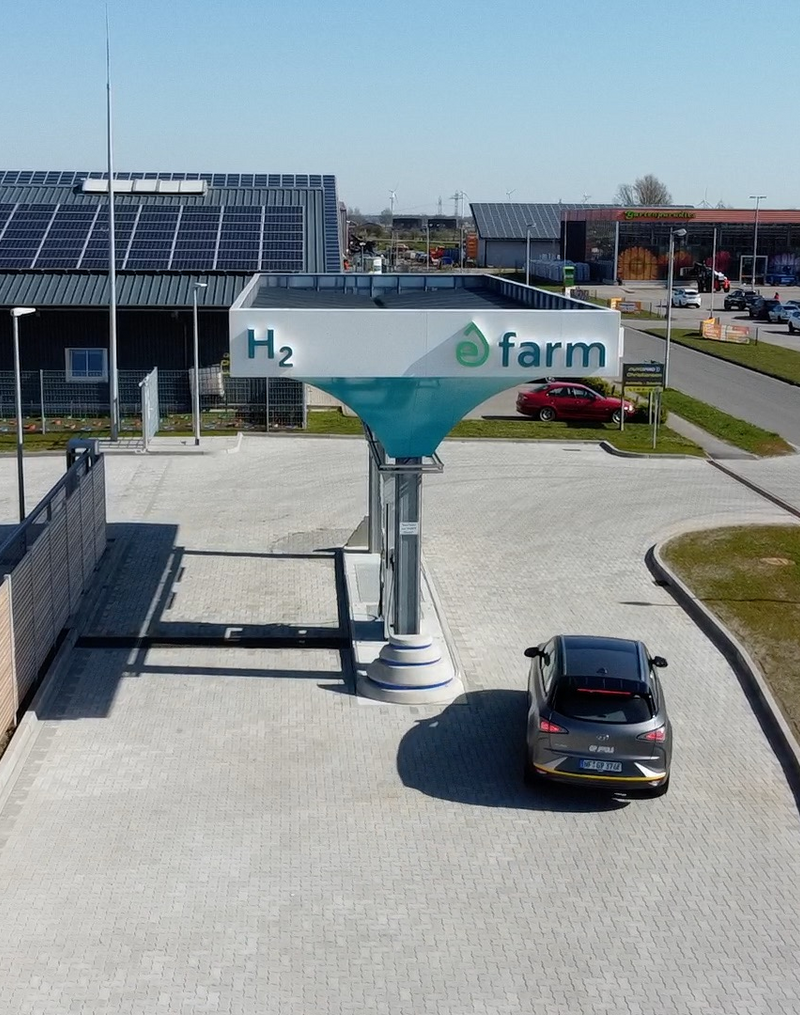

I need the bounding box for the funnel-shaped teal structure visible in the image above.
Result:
[307,376,518,458]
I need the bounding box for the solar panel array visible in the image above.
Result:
[470,203,616,240]
[0,170,326,189]
[0,171,341,273]
[0,202,306,271]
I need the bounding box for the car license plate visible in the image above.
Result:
[579,759,623,773]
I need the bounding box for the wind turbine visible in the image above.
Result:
[506,188,516,202]
[581,193,591,203]
[389,186,398,217]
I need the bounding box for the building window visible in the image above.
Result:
[66,348,108,382]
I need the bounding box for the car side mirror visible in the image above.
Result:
[523,646,540,659]
[652,656,668,668]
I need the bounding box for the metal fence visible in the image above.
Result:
[0,448,106,733]
[0,369,306,433]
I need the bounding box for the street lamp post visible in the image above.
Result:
[191,283,207,446]
[10,307,36,522]
[525,225,532,286]
[709,226,718,317]
[749,194,766,286]
[664,228,687,388]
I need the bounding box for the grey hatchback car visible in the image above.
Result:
[523,634,672,797]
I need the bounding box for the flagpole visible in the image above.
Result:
[106,4,120,441]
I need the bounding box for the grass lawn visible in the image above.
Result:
[663,525,800,743]
[644,326,800,384]
[661,389,793,457]
[0,409,705,456]
[305,409,703,455]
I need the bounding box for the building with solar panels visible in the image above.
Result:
[470,203,613,269]
[0,171,343,425]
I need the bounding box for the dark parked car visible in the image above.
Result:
[749,297,781,321]
[516,382,635,424]
[723,288,759,311]
[523,634,672,797]
[765,269,797,286]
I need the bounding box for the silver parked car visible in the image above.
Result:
[767,301,800,323]
[523,634,672,797]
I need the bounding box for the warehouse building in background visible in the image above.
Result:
[0,170,343,425]
[470,202,612,269]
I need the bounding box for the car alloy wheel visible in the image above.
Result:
[790,322,796,334]
[611,409,622,424]
[538,407,556,422]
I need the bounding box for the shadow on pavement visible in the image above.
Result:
[397,689,629,813]
[35,520,352,721]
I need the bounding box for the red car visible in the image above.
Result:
[516,382,636,423]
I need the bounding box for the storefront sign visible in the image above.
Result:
[622,362,664,389]
[622,210,696,221]
[230,310,623,379]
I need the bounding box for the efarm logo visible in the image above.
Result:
[455,321,606,370]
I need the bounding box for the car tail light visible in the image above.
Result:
[540,718,568,734]
[638,727,666,742]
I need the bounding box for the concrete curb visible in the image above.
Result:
[599,440,698,460]
[709,460,800,521]
[647,540,800,797]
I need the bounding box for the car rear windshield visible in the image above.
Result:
[552,680,654,724]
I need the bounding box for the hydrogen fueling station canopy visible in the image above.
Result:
[229,272,622,703]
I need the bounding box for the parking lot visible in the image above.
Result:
[612,283,800,349]
[1,438,800,1014]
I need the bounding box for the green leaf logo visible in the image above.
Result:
[456,322,490,367]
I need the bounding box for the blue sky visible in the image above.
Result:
[0,0,794,213]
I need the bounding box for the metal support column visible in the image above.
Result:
[392,458,422,635]
[367,442,382,553]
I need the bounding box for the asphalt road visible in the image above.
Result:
[624,326,800,446]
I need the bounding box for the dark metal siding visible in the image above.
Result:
[0,272,251,308]
[0,308,230,371]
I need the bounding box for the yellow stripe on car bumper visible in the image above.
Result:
[534,765,666,783]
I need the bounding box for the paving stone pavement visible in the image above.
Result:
[0,437,799,1015]
[717,454,800,514]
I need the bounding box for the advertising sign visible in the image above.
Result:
[611,298,642,313]
[622,362,665,390]
[229,309,623,380]
[701,319,752,344]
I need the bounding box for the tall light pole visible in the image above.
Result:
[664,227,687,387]
[105,5,120,441]
[525,225,532,286]
[457,190,468,270]
[10,307,36,522]
[192,282,207,446]
[708,226,718,317]
[749,194,766,287]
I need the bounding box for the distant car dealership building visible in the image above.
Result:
[563,207,800,283]
[472,202,800,284]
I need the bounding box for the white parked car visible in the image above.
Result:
[786,308,800,334]
[672,287,702,309]
[770,300,800,323]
